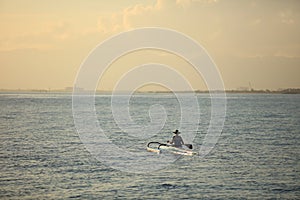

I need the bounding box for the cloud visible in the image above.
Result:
[0,16,72,51]
[86,0,300,59]
[1,0,299,57]
[96,1,163,33]
[176,0,219,8]
[97,13,124,34]
[279,10,295,24]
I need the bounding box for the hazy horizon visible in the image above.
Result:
[1,0,300,91]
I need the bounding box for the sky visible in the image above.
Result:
[0,0,299,91]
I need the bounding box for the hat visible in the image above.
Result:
[173,130,180,134]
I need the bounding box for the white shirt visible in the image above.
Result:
[171,135,184,148]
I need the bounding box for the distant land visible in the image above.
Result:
[0,88,300,94]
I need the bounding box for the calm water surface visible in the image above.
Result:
[1,93,299,199]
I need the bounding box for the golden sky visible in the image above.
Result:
[0,0,299,91]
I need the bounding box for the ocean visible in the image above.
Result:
[1,92,299,199]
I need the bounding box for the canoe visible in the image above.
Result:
[147,142,197,156]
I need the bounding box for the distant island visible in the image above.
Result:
[1,88,300,94]
[224,88,300,94]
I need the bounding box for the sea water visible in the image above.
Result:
[0,92,299,199]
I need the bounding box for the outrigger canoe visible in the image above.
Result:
[147,142,197,156]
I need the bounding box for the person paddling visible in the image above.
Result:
[170,129,184,148]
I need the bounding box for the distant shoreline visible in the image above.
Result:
[0,88,299,94]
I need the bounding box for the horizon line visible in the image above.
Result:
[0,88,299,94]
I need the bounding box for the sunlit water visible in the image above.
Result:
[1,92,299,199]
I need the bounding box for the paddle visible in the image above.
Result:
[184,144,193,149]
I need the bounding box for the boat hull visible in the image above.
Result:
[147,143,197,156]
